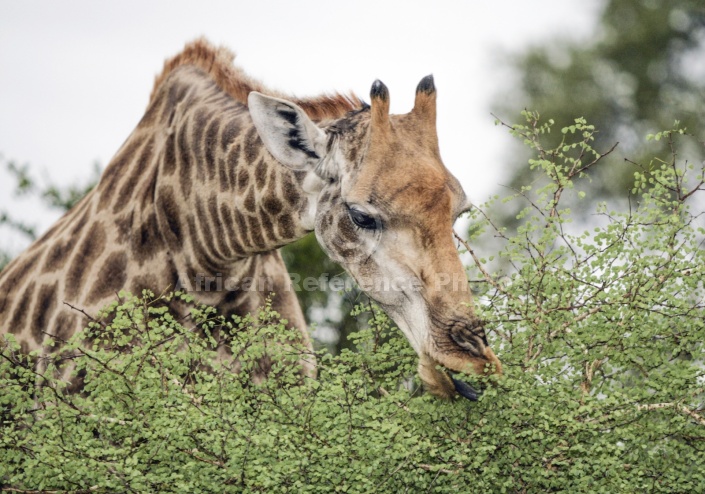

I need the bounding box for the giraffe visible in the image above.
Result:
[0,39,501,399]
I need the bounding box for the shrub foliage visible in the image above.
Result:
[2,116,704,492]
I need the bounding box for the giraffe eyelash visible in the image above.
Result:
[346,205,379,231]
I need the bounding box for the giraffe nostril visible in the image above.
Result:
[449,327,486,358]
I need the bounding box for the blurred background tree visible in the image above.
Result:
[493,0,705,212]
[493,0,705,228]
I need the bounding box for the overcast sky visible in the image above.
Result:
[0,0,601,254]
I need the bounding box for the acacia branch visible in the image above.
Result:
[637,402,705,426]
[416,463,461,475]
[454,232,506,295]
[62,301,104,328]
[377,386,410,412]
[178,448,225,468]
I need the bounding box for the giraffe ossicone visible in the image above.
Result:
[0,38,501,399]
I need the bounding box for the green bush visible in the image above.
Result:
[2,115,704,492]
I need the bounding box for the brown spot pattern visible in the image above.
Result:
[234,210,251,248]
[237,168,250,193]
[278,213,296,240]
[207,196,231,257]
[244,126,261,163]
[260,213,275,243]
[65,222,107,300]
[218,156,230,193]
[133,212,161,263]
[98,137,144,209]
[282,180,301,206]
[204,117,220,181]
[177,122,193,198]
[192,108,210,181]
[53,312,77,343]
[113,137,154,214]
[158,186,183,250]
[68,205,91,238]
[32,282,57,344]
[2,250,41,288]
[162,132,177,176]
[132,273,160,296]
[195,200,220,259]
[263,196,283,216]
[244,187,256,213]
[221,119,240,151]
[8,281,35,335]
[254,158,267,190]
[87,252,128,305]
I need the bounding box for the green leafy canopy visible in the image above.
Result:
[2,116,705,492]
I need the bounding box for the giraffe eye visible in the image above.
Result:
[348,206,378,230]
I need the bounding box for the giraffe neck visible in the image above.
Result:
[0,41,358,361]
[97,66,319,282]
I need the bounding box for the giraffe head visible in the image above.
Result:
[248,76,501,400]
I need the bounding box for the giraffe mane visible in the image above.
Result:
[150,38,362,121]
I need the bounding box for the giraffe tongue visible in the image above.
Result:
[451,376,481,401]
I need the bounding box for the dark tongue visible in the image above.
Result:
[451,377,481,401]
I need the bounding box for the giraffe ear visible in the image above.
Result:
[248,92,327,170]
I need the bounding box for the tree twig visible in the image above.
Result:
[637,402,705,426]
